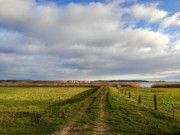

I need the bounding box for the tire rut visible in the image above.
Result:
[93,87,109,135]
[52,87,104,135]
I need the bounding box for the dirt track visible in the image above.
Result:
[93,87,109,135]
[52,87,104,135]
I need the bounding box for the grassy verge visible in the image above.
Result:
[0,87,99,135]
[105,87,180,135]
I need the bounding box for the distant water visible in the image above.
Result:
[138,82,155,88]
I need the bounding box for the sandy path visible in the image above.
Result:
[52,87,104,135]
[93,87,109,135]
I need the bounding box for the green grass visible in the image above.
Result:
[118,87,180,120]
[0,86,94,112]
[0,86,99,135]
[106,87,180,135]
[1,86,180,135]
[76,87,106,134]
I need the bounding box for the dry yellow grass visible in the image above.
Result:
[0,81,141,88]
[152,83,180,88]
[110,82,141,88]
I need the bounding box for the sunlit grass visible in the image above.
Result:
[0,86,98,134]
[119,87,180,120]
[106,87,180,134]
[0,87,92,112]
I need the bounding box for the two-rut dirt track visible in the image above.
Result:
[52,86,109,135]
[93,87,109,135]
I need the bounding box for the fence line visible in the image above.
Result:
[118,88,180,119]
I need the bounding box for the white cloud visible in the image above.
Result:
[131,3,168,22]
[161,12,180,28]
[172,40,180,51]
[0,53,14,63]
[0,0,33,21]
[0,0,179,80]
[0,30,44,54]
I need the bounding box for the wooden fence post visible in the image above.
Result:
[49,101,51,112]
[139,96,141,104]
[59,97,61,106]
[129,92,131,98]
[154,95,157,110]
[172,104,174,118]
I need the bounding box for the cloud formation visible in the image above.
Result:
[131,3,168,22]
[0,0,180,80]
[161,12,180,28]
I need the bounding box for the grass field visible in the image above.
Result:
[118,87,180,120]
[106,87,180,135]
[0,86,180,135]
[0,86,98,134]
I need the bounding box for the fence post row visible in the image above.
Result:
[119,89,177,119]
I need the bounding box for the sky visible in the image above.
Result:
[0,0,180,81]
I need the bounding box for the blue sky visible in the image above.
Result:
[37,0,180,13]
[0,0,180,81]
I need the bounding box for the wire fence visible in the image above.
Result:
[117,87,180,120]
